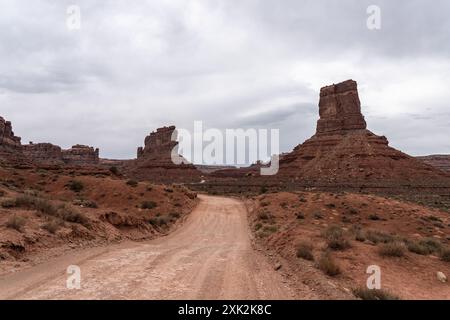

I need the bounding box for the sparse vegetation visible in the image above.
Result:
[68,180,84,193]
[405,238,443,256]
[109,166,119,175]
[260,186,268,194]
[126,180,138,187]
[1,198,16,208]
[353,288,399,300]
[57,204,89,226]
[317,251,341,276]
[378,242,405,257]
[322,225,351,251]
[141,200,157,209]
[368,214,381,221]
[364,230,394,244]
[42,219,63,234]
[440,248,450,262]
[6,215,26,232]
[296,241,314,261]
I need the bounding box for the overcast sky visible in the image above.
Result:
[1,0,449,162]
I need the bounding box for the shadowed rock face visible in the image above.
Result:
[137,126,178,160]
[316,80,367,134]
[0,117,21,150]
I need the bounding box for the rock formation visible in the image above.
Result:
[316,80,367,134]
[276,80,450,189]
[23,143,64,165]
[23,143,99,166]
[0,116,29,166]
[62,145,99,165]
[416,155,450,173]
[0,117,21,149]
[127,126,201,183]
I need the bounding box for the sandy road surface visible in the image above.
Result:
[0,195,295,300]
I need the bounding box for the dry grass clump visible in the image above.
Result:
[322,225,351,251]
[353,288,399,300]
[296,241,314,261]
[6,215,26,232]
[378,242,406,257]
[317,251,341,276]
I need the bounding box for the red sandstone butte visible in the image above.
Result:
[126,126,201,183]
[275,80,450,188]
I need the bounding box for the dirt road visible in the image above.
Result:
[0,195,295,300]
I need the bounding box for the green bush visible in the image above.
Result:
[109,166,119,175]
[42,219,62,234]
[440,248,450,262]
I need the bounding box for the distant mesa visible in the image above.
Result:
[416,155,450,173]
[126,125,202,183]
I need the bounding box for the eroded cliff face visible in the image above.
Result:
[0,117,21,150]
[417,155,450,173]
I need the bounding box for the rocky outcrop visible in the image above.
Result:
[0,116,29,166]
[416,155,450,173]
[316,80,367,134]
[23,143,64,165]
[62,145,99,165]
[0,117,21,149]
[23,143,99,166]
[126,126,201,183]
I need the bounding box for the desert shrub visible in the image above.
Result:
[353,288,399,300]
[348,208,358,215]
[254,223,263,231]
[1,198,16,208]
[296,212,305,220]
[325,203,336,208]
[149,215,170,227]
[109,166,119,175]
[260,186,268,194]
[440,248,450,262]
[405,238,442,256]
[164,187,174,193]
[141,201,157,209]
[6,215,26,232]
[263,225,278,233]
[68,180,84,193]
[322,225,351,251]
[313,212,323,220]
[42,219,62,234]
[57,205,89,226]
[257,211,271,220]
[126,180,138,187]
[169,212,181,219]
[365,230,394,244]
[296,241,314,261]
[317,252,341,276]
[73,199,98,208]
[261,201,270,207]
[368,214,381,221]
[378,242,405,257]
[417,238,442,254]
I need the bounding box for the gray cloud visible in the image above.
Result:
[1,0,449,160]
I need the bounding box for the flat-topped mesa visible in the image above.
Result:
[137,125,178,160]
[62,145,100,165]
[316,80,367,135]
